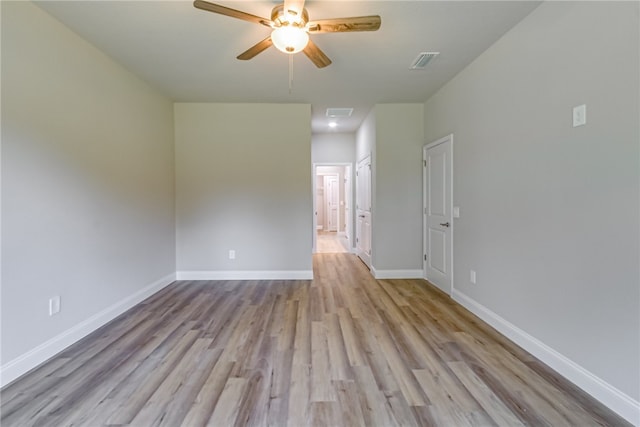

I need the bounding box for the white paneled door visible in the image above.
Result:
[356,156,372,267]
[424,135,452,294]
[325,175,339,232]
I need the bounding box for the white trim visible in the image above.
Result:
[371,268,423,279]
[452,289,640,426]
[313,162,354,255]
[176,270,313,280]
[0,272,176,388]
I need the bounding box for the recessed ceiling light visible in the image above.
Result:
[328,122,338,128]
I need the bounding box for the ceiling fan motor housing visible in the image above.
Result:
[271,4,309,28]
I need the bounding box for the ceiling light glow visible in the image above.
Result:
[271,26,309,54]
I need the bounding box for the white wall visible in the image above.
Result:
[174,103,312,278]
[312,132,356,164]
[355,105,425,276]
[423,1,639,421]
[373,104,424,273]
[356,109,376,165]
[1,2,176,385]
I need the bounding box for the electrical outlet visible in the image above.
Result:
[229,250,236,260]
[49,296,61,316]
[470,270,477,284]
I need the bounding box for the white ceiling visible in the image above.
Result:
[35,1,541,134]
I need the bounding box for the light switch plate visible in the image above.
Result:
[573,104,586,127]
[49,296,61,316]
[453,207,460,218]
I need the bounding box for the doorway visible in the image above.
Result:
[355,155,372,267]
[313,164,353,254]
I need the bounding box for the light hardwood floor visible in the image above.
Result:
[316,231,349,254]
[1,253,629,426]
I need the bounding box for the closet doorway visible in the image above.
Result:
[313,164,352,254]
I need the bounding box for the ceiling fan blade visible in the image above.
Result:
[193,0,272,27]
[303,40,332,68]
[307,15,381,33]
[283,0,306,18]
[237,36,273,60]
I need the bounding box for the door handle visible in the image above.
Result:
[440,222,450,227]
[359,215,365,218]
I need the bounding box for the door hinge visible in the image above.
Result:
[423,160,426,167]
[424,254,427,261]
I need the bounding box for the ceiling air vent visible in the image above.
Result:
[326,108,353,118]
[409,52,440,70]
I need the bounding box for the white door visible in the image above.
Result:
[325,176,339,232]
[424,135,452,294]
[344,165,352,249]
[356,156,372,267]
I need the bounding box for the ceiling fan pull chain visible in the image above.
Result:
[289,54,294,94]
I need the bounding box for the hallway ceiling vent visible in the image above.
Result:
[409,52,439,70]
[326,108,353,118]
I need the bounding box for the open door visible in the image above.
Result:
[356,156,372,267]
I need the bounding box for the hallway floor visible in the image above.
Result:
[316,231,350,253]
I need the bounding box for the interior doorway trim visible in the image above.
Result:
[312,162,354,254]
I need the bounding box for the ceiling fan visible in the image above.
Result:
[193,0,381,68]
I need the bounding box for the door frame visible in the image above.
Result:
[423,134,454,295]
[312,163,354,254]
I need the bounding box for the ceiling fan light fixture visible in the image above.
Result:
[271,26,309,54]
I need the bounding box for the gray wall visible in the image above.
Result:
[1,1,176,374]
[423,1,639,402]
[312,132,356,164]
[175,103,312,274]
[355,105,425,273]
[373,104,424,272]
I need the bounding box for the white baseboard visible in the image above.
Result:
[452,289,640,426]
[371,268,423,279]
[0,273,176,388]
[176,270,313,280]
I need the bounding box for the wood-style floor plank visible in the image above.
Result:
[0,253,630,426]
